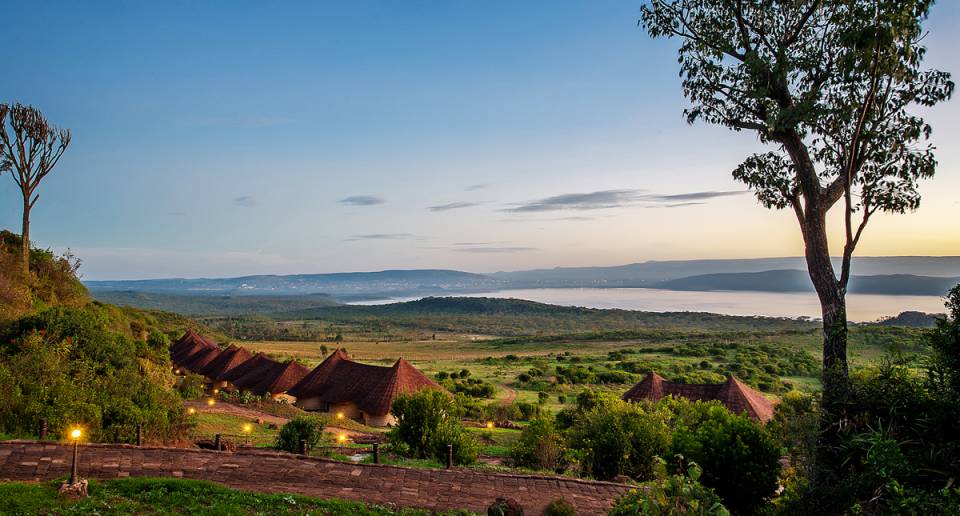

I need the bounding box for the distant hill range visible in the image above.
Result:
[490,256,960,287]
[85,256,960,299]
[656,270,960,296]
[86,269,498,298]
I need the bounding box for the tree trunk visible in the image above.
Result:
[801,208,851,413]
[20,197,30,274]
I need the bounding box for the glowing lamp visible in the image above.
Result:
[187,407,196,415]
[70,428,82,440]
[337,434,347,443]
[207,398,216,406]
[243,424,252,434]
[486,421,495,429]
[213,388,219,394]
[336,412,344,420]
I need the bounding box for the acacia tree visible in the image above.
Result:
[640,1,953,415]
[0,104,72,273]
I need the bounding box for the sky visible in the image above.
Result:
[2,1,959,280]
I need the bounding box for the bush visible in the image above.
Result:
[487,498,524,516]
[670,404,781,515]
[275,416,326,453]
[568,394,671,481]
[389,390,479,465]
[610,458,730,516]
[175,373,206,400]
[542,498,575,516]
[516,401,542,420]
[510,416,569,472]
[0,305,188,443]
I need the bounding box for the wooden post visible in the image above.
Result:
[39,419,48,440]
[446,444,453,469]
[299,439,308,455]
[69,438,79,485]
[373,442,379,464]
[214,433,222,451]
[136,424,143,446]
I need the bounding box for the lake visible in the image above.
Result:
[351,287,946,322]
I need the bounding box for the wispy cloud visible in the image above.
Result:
[503,189,745,213]
[466,183,490,191]
[646,191,745,202]
[428,201,484,212]
[233,196,257,208]
[454,246,537,254]
[345,233,416,241]
[340,195,386,206]
[663,202,706,208]
[503,189,644,212]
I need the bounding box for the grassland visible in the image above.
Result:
[174,298,931,431]
[0,478,472,515]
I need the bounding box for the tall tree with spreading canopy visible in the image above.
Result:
[639,1,952,419]
[0,104,72,273]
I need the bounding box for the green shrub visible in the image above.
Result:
[568,394,671,481]
[610,458,729,516]
[670,404,781,515]
[510,415,569,472]
[543,498,575,516]
[0,306,188,443]
[275,416,326,453]
[388,390,479,465]
[175,373,206,400]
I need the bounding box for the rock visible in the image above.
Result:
[58,479,88,498]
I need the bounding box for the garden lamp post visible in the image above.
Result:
[243,423,252,446]
[69,428,82,485]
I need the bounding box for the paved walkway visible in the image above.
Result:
[0,441,632,514]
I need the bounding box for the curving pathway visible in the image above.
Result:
[0,441,632,514]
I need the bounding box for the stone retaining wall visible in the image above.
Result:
[0,441,633,514]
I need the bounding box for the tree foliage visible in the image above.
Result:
[510,415,570,472]
[640,0,954,415]
[670,403,781,515]
[0,305,189,443]
[567,394,672,481]
[0,104,71,272]
[388,390,479,465]
[275,416,327,454]
[610,458,730,516]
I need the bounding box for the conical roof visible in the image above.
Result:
[242,360,311,396]
[221,352,275,383]
[287,348,351,398]
[714,376,776,422]
[288,350,441,416]
[622,371,667,401]
[171,331,217,366]
[180,345,221,373]
[357,358,442,416]
[622,371,776,422]
[199,344,254,381]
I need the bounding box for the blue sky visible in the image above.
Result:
[2,1,958,280]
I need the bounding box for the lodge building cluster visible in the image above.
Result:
[169,330,440,426]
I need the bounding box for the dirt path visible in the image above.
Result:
[499,384,518,405]
[0,441,632,514]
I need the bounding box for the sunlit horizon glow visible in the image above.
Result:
[2,2,958,281]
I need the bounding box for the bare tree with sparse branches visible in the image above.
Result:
[0,103,72,273]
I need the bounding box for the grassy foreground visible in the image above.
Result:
[0,478,473,515]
